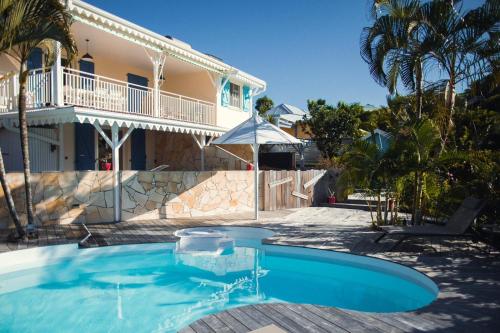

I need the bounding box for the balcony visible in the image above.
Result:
[0,67,216,126]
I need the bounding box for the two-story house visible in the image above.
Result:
[0,0,265,174]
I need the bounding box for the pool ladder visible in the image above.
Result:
[78,223,94,248]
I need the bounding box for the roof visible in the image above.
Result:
[70,1,266,89]
[266,104,308,117]
[212,114,301,145]
[265,104,308,128]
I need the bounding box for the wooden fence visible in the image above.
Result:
[262,170,326,211]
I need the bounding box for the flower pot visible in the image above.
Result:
[328,195,336,204]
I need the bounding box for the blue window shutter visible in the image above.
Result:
[27,48,43,70]
[242,86,251,112]
[127,73,149,113]
[131,129,146,170]
[79,60,94,75]
[127,73,148,89]
[221,78,230,107]
[74,123,95,170]
[79,60,95,90]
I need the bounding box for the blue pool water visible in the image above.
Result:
[0,228,438,333]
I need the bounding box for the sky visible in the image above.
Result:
[85,0,485,110]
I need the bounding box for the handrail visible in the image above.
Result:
[150,164,169,171]
[213,145,251,165]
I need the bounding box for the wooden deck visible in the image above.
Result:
[1,208,499,332]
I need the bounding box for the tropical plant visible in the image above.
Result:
[337,140,396,227]
[392,119,441,224]
[0,0,77,235]
[361,0,428,120]
[303,100,362,159]
[255,95,274,116]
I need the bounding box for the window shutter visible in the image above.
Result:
[242,86,251,112]
[221,78,230,107]
[27,48,43,70]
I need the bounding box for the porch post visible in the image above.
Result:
[51,41,63,106]
[199,134,205,171]
[153,60,160,118]
[253,143,259,220]
[111,123,121,222]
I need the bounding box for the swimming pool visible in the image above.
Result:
[0,227,438,333]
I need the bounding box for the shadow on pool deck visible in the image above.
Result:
[0,207,499,332]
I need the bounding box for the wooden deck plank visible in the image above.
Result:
[214,311,252,333]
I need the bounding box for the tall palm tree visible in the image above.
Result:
[0,148,24,238]
[420,0,500,152]
[361,0,428,120]
[0,0,76,235]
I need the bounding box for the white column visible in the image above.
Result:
[51,41,63,106]
[153,60,160,118]
[253,143,259,220]
[111,123,121,222]
[199,134,205,171]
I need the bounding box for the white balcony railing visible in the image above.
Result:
[0,68,52,112]
[0,67,216,126]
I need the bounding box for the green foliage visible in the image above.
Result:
[255,96,274,116]
[303,100,362,159]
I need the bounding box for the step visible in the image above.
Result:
[345,198,379,206]
[320,202,387,212]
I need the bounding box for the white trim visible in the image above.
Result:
[0,106,228,137]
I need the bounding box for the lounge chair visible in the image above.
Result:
[374,197,485,250]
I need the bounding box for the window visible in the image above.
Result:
[229,82,241,108]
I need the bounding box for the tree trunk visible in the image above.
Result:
[0,148,25,238]
[441,77,456,153]
[413,173,424,225]
[18,64,36,235]
[376,192,382,226]
[383,195,389,225]
[415,59,423,120]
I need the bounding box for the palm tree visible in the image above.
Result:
[420,0,500,152]
[361,0,428,120]
[0,148,24,238]
[0,0,76,235]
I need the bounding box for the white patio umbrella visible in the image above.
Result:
[212,113,301,219]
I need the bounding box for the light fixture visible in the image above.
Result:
[81,39,94,63]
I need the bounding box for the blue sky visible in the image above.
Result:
[85,0,485,110]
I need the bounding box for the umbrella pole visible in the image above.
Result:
[253,143,259,220]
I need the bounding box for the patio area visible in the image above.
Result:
[1,207,499,332]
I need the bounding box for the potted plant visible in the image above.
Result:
[328,187,336,204]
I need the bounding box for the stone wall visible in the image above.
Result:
[0,171,255,229]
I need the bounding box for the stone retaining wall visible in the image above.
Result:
[0,171,255,229]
